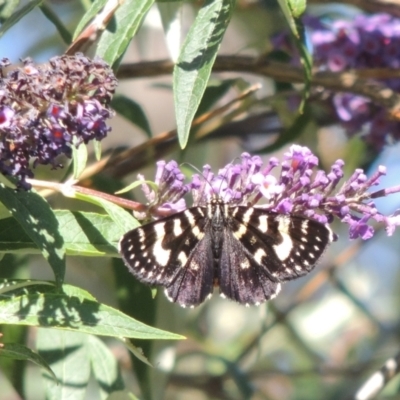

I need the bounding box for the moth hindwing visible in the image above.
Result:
[119,198,334,307]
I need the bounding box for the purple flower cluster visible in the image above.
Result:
[137,146,400,240]
[0,53,117,189]
[274,13,400,150]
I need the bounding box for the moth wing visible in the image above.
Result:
[119,207,214,307]
[218,226,281,305]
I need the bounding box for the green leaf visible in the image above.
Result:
[174,0,235,148]
[96,0,155,65]
[0,286,185,340]
[0,0,42,37]
[39,3,72,44]
[112,95,152,137]
[0,0,20,22]
[0,185,66,286]
[0,279,54,295]
[0,210,127,257]
[37,329,90,400]
[94,140,102,161]
[71,142,88,180]
[276,0,311,111]
[122,337,152,367]
[287,0,306,18]
[112,258,157,398]
[0,342,57,381]
[107,392,139,400]
[73,0,108,40]
[70,192,138,233]
[115,180,157,195]
[88,335,125,399]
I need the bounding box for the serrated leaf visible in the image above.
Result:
[88,335,124,399]
[0,210,127,257]
[0,185,66,286]
[0,289,185,340]
[174,0,235,148]
[112,95,152,137]
[0,0,42,37]
[0,342,57,381]
[37,329,90,400]
[96,0,155,65]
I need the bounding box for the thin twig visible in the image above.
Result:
[117,56,400,117]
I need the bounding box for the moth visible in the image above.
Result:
[119,197,334,307]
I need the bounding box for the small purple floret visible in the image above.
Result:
[0,53,117,189]
[140,146,400,239]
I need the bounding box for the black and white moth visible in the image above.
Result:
[119,197,334,307]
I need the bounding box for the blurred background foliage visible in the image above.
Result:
[1,0,400,399]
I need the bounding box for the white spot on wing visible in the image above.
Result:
[242,208,253,224]
[173,218,183,236]
[153,224,170,267]
[136,228,146,244]
[258,215,269,233]
[177,251,188,266]
[254,248,267,264]
[233,224,247,239]
[301,220,309,234]
[184,210,196,226]
[190,261,200,270]
[270,283,282,299]
[273,218,293,260]
[192,225,204,240]
[164,288,174,302]
[240,259,251,269]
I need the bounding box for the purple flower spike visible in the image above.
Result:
[274,13,400,149]
[138,145,400,239]
[0,53,117,189]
